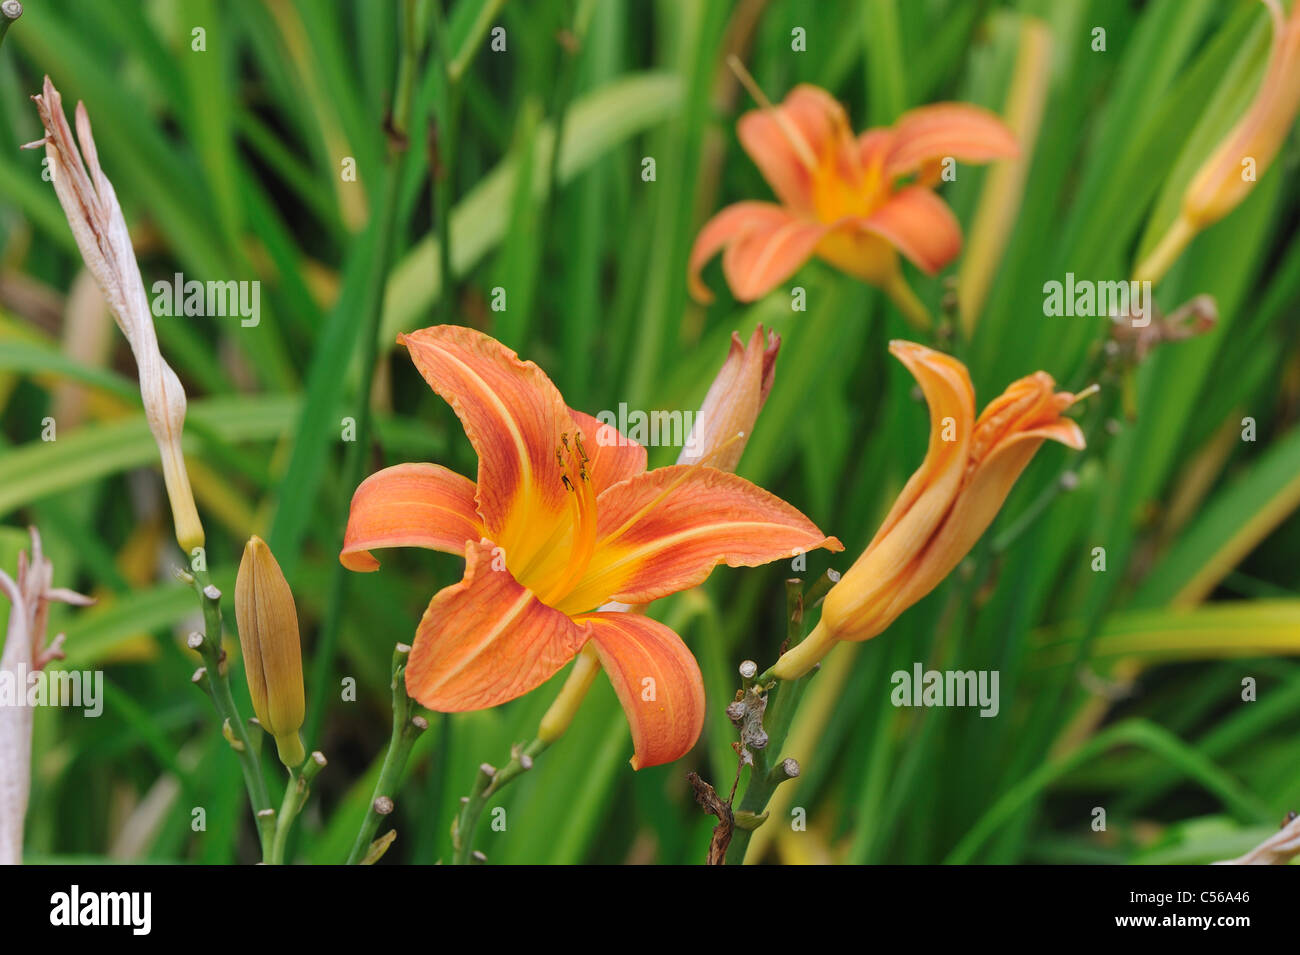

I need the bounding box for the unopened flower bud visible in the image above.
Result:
[235,536,305,767]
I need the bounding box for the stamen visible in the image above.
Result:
[686,429,747,468]
[726,54,819,173]
[539,435,600,605]
[1072,383,1101,406]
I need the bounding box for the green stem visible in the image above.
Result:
[723,579,810,865]
[346,644,427,864]
[186,568,275,860]
[269,752,327,865]
[0,2,20,51]
[452,738,549,865]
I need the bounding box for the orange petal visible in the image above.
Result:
[821,341,973,640]
[399,326,576,575]
[720,211,827,302]
[884,103,1019,181]
[569,408,647,494]
[814,223,900,287]
[555,465,842,614]
[737,84,855,214]
[688,201,802,304]
[857,186,963,275]
[882,422,1082,623]
[405,539,586,711]
[857,127,895,170]
[579,612,705,769]
[340,463,482,572]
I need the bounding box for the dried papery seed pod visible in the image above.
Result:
[235,536,305,767]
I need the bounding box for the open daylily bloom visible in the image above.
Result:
[1136,0,1300,284]
[534,325,784,746]
[772,341,1085,680]
[688,84,1018,323]
[341,326,841,768]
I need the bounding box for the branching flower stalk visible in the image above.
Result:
[270,751,327,865]
[184,568,275,858]
[346,643,429,864]
[0,1,22,51]
[720,576,818,865]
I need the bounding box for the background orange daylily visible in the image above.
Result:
[773,341,1086,679]
[688,83,1018,313]
[340,326,840,768]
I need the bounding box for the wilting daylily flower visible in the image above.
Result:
[1136,0,1300,284]
[341,326,840,768]
[25,77,204,554]
[688,84,1017,325]
[0,528,94,865]
[772,341,1085,679]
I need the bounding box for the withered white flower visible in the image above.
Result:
[24,76,204,553]
[0,527,94,865]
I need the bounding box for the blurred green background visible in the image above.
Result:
[1,0,1298,864]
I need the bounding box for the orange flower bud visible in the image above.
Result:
[679,326,779,471]
[235,536,305,767]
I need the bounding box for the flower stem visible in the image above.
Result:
[0,1,21,51]
[883,271,934,333]
[724,578,815,865]
[269,751,327,865]
[346,643,428,864]
[1132,215,1195,287]
[451,738,549,865]
[186,568,275,860]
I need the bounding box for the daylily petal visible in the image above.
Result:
[737,84,853,213]
[857,186,963,275]
[405,539,586,711]
[721,211,828,302]
[554,465,842,614]
[820,341,973,639]
[688,201,794,304]
[813,223,900,287]
[881,422,1082,623]
[579,612,706,769]
[570,409,647,495]
[884,103,1019,181]
[340,463,481,571]
[399,326,576,576]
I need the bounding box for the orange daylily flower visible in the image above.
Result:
[688,84,1018,317]
[341,326,841,769]
[772,341,1085,679]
